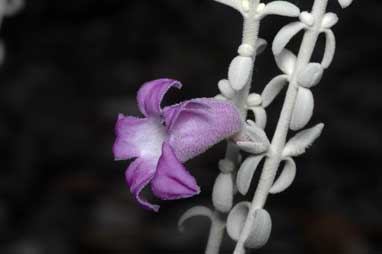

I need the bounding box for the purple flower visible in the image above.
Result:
[113,79,242,211]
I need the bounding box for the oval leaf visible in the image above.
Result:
[212,173,234,213]
[237,141,269,154]
[218,79,235,98]
[237,155,265,195]
[261,74,289,107]
[256,38,267,55]
[290,87,314,131]
[269,157,296,194]
[245,208,272,249]
[275,49,297,75]
[226,201,251,241]
[283,123,324,157]
[228,56,253,90]
[338,0,353,8]
[250,107,267,129]
[321,12,339,29]
[227,203,272,249]
[178,206,214,232]
[272,22,305,55]
[298,63,324,88]
[261,1,300,18]
[322,29,336,69]
[245,121,269,145]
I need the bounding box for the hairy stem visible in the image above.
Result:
[207,1,261,254]
[233,0,328,253]
[206,213,226,254]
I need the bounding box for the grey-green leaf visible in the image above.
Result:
[322,29,336,68]
[261,74,289,107]
[283,123,324,157]
[269,157,296,194]
[272,22,305,55]
[290,87,314,131]
[237,155,265,195]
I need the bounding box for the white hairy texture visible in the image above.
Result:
[203,0,346,253]
[250,107,267,129]
[228,56,253,90]
[247,93,262,107]
[290,87,314,131]
[227,202,272,249]
[261,74,289,107]
[255,38,267,55]
[321,12,339,29]
[246,120,269,142]
[269,157,296,194]
[212,173,234,213]
[298,63,324,88]
[322,29,336,68]
[275,49,297,76]
[218,159,235,173]
[238,44,255,57]
[299,11,315,27]
[282,123,324,157]
[272,22,305,55]
[259,1,300,18]
[218,79,235,98]
[237,155,265,195]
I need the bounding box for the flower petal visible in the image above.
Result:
[151,142,200,200]
[137,78,182,117]
[113,114,166,161]
[164,98,242,162]
[125,158,159,212]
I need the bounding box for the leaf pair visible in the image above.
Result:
[227,202,272,249]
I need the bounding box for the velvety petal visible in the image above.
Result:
[125,158,159,211]
[164,98,242,162]
[113,114,167,161]
[151,142,200,200]
[137,79,182,117]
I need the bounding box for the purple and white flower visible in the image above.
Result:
[113,79,242,211]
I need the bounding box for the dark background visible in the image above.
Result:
[0,0,380,253]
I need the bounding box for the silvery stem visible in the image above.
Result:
[232,0,328,253]
[205,213,226,254]
[207,1,261,254]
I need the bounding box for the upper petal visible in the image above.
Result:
[151,142,200,200]
[125,158,159,212]
[164,98,242,162]
[137,79,182,117]
[113,114,167,161]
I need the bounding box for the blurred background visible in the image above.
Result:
[0,0,380,253]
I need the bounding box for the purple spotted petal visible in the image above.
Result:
[113,114,167,161]
[163,98,242,162]
[137,79,182,117]
[125,158,159,212]
[151,142,200,200]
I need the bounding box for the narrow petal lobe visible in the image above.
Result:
[125,158,159,212]
[137,79,182,117]
[151,143,200,200]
